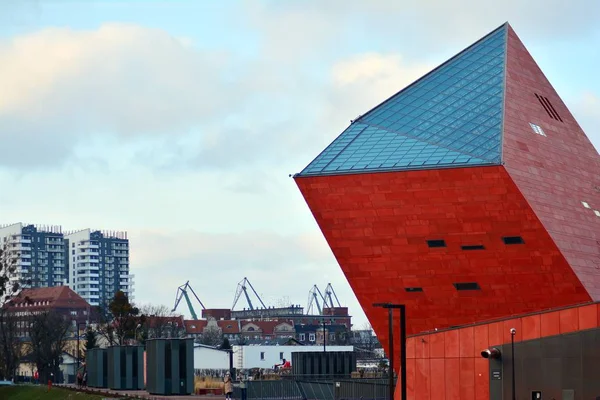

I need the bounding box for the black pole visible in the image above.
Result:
[400,305,406,400]
[388,308,394,400]
[77,325,80,372]
[511,330,516,400]
[323,319,326,353]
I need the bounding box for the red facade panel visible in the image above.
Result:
[403,303,600,400]
[502,26,600,300]
[295,166,591,346]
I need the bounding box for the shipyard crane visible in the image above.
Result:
[232,277,267,310]
[307,285,327,315]
[323,283,342,309]
[172,281,206,320]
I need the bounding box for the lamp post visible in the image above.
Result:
[373,303,406,400]
[76,322,87,372]
[510,328,516,400]
[135,324,142,344]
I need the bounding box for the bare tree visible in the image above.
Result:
[29,311,71,383]
[351,323,381,360]
[0,240,19,305]
[0,241,20,380]
[0,311,19,381]
[200,326,223,346]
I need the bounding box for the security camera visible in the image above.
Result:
[480,348,501,359]
[510,328,516,335]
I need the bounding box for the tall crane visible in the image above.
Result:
[307,285,327,315]
[172,281,206,320]
[232,277,267,310]
[323,283,342,309]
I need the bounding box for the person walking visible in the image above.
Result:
[223,372,234,400]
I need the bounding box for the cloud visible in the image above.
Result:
[0,23,231,166]
[129,229,363,319]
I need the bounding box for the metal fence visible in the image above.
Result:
[233,376,393,400]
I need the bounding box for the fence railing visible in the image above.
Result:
[232,375,394,400]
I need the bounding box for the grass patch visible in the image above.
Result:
[0,385,109,399]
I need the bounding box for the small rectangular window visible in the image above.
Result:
[260,352,265,360]
[461,245,485,251]
[280,352,284,360]
[427,239,446,248]
[503,236,525,245]
[453,282,481,291]
[529,122,546,137]
[405,287,423,292]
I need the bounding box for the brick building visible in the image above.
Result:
[295,22,600,399]
[5,286,91,337]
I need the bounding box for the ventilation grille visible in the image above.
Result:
[535,93,563,122]
[453,282,481,291]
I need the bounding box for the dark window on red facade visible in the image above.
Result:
[427,239,446,248]
[502,236,525,245]
[453,282,481,291]
[405,287,423,292]
[535,93,563,122]
[461,245,485,250]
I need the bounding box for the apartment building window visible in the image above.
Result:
[309,333,315,342]
[299,333,305,341]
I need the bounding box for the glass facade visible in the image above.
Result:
[300,25,507,176]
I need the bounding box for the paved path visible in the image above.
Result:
[57,384,226,399]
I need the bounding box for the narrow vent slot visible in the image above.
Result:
[453,282,481,291]
[461,245,485,251]
[427,239,446,248]
[503,236,525,245]
[405,287,423,293]
[535,93,563,122]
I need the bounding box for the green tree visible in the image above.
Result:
[220,337,231,350]
[109,291,140,345]
[84,327,98,352]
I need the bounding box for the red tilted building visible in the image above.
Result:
[295,22,600,399]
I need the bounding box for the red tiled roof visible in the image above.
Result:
[241,320,294,335]
[146,315,185,329]
[217,320,240,334]
[7,286,89,310]
[183,320,207,334]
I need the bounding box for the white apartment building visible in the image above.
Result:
[65,229,134,307]
[0,223,66,289]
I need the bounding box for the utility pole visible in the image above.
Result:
[374,303,406,400]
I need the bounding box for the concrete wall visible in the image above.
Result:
[194,346,230,370]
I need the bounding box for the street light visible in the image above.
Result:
[510,328,516,400]
[75,322,87,372]
[135,323,142,344]
[373,303,406,400]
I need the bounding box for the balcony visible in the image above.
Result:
[47,247,63,253]
[19,260,31,266]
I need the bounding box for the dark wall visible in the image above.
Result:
[489,328,600,400]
